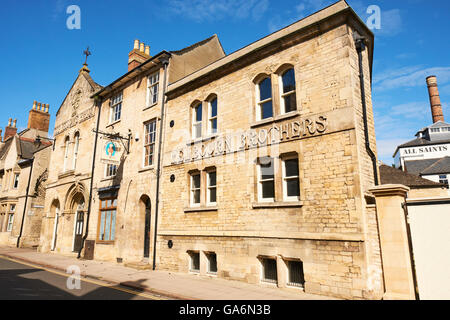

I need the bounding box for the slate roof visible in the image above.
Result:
[404,157,450,176]
[420,157,450,175]
[379,164,445,188]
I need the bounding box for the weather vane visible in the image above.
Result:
[83,46,91,65]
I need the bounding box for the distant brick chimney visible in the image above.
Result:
[28,100,50,133]
[4,118,17,141]
[426,76,445,123]
[128,39,150,72]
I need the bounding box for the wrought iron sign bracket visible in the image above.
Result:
[92,129,132,154]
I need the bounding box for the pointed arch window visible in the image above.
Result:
[63,136,70,172]
[72,133,80,170]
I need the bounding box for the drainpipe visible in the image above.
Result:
[17,157,34,248]
[78,97,103,259]
[153,55,170,270]
[355,34,379,186]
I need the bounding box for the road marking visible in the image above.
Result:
[0,255,167,300]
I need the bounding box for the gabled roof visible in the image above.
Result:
[56,65,103,116]
[0,138,14,160]
[420,157,450,175]
[404,157,450,176]
[170,35,224,56]
[379,164,445,188]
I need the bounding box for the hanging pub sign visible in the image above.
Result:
[101,140,122,165]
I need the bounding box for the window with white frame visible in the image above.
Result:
[144,120,157,167]
[147,72,160,106]
[72,133,80,170]
[280,68,297,114]
[105,164,118,178]
[257,157,275,202]
[439,174,449,187]
[63,137,70,172]
[109,92,123,123]
[12,173,19,189]
[207,170,217,205]
[7,205,15,232]
[256,77,273,120]
[190,172,201,206]
[192,103,202,139]
[208,97,218,135]
[282,157,300,201]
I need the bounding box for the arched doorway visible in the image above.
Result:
[50,200,60,251]
[140,195,151,259]
[71,193,85,253]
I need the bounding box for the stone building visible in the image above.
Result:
[394,76,450,186]
[37,37,225,261]
[0,103,52,248]
[158,1,383,299]
[38,63,103,255]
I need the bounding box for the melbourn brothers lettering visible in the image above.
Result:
[171,115,327,164]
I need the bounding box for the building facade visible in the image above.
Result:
[59,36,225,264]
[157,1,383,299]
[38,64,102,255]
[394,76,450,186]
[0,103,52,248]
[31,0,390,300]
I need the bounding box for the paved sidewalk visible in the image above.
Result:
[0,246,337,300]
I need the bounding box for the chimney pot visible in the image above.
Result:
[33,100,37,110]
[134,39,140,50]
[13,119,17,128]
[8,118,11,127]
[145,45,150,56]
[140,42,145,52]
[426,76,445,123]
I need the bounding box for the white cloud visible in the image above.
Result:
[374,66,450,91]
[376,138,407,162]
[166,0,269,23]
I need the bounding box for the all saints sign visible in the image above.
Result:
[101,140,122,165]
[171,115,328,164]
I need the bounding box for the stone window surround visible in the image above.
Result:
[187,250,218,276]
[253,151,302,208]
[186,167,218,212]
[189,93,219,141]
[252,63,298,125]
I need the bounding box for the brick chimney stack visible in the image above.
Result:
[4,118,17,141]
[128,39,151,72]
[28,100,50,134]
[426,76,445,123]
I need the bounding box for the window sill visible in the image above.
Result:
[184,206,218,213]
[252,201,303,209]
[101,176,117,182]
[138,166,155,173]
[143,102,158,111]
[250,111,300,128]
[186,134,219,146]
[58,170,75,179]
[96,241,115,245]
[106,120,121,128]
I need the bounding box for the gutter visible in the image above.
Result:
[354,33,379,186]
[77,97,102,259]
[152,55,171,270]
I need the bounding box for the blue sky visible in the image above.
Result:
[0,0,449,165]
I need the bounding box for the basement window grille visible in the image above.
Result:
[206,252,217,274]
[261,258,277,284]
[287,260,305,288]
[189,251,200,273]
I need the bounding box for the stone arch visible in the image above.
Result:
[49,198,60,218]
[139,194,152,259]
[64,182,88,213]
